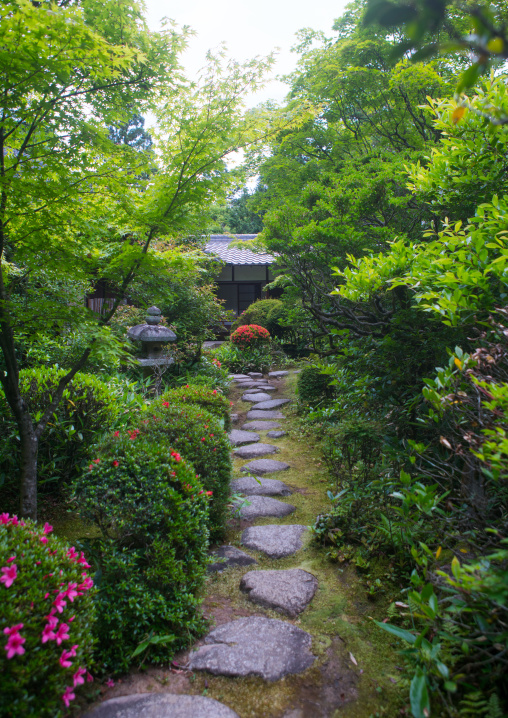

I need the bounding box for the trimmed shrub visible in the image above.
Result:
[0,515,96,717]
[143,401,232,540]
[211,341,272,374]
[72,436,209,673]
[230,324,270,350]
[297,366,333,406]
[161,384,232,431]
[0,368,143,505]
[231,299,282,332]
[266,301,292,339]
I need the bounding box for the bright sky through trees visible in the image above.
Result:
[144,0,348,105]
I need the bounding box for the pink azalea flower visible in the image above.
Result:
[68,615,75,622]
[10,516,19,526]
[78,576,93,592]
[59,649,74,668]
[64,582,78,602]
[55,623,70,645]
[41,624,57,643]
[67,547,78,561]
[73,667,86,687]
[5,631,25,659]
[77,552,91,568]
[40,536,48,545]
[4,624,23,636]
[113,430,120,438]
[62,686,75,708]
[0,513,10,524]
[212,389,217,395]
[52,594,67,613]
[87,672,94,683]
[6,556,16,563]
[0,564,17,588]
[106,679,115,688]
[43,522,53,534]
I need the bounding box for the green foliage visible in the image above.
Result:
[0,516,96,717]
[212,341,272,374]
[168,354,231,395]
[72,435,209,673]
[231,299,282,331]
[141,401,232,540]
[0,368,145,505]
[297,366,334,407]
[160,384,232,431]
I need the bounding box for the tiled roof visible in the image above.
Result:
[204,234,275,265]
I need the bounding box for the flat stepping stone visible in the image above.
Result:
[251,399,291,410]
[232,374,250,380]
[234,443,279,459]
[242,420,282,431]
[241,392,273,402]
[233,495,295,519]
[240,568,318,617]
[83,694,239,718]
[240,458,290,474]
[231,476,292,496]
[248,372,264,378]
[188,616,315,681]
[242,524,308,558]
[267,430,287,438]
[208,545,257,573]
[246,410,285,420]
[269,370,290,378]
[229,429,260,446]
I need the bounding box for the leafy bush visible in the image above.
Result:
[0,368,146,506]
[72,435,209,673]
[230,324,270,350]
[172,354,231,394]
[161,384,232,431]
[142,401,232,539]
[211,341,272,374]
[231,299,282,332]
[297,366,333,407]
[0,515,96,717]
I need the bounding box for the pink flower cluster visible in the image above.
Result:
[1,515,95,709]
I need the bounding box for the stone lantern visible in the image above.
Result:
[127,306,176,375]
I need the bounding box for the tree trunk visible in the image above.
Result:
[19,422,39,521]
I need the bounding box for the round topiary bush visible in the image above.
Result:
[231,299,282,332]
[0,515,96,717]
[143,401,232,540]
[72,436,210,673]
[297,366,333,406]
[230,324,270,351]
[161,384,232,431]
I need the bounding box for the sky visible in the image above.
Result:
[144,0,349,106]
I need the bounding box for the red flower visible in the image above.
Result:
[162,401,169,408]
[112,460,119,467]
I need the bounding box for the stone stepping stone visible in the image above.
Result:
[208,545,257,573]
[240,568,318,617]
[255,385,277,391]
[229,429,260,446]
[241,392,273,402]
[251,398,291,410]
[188,616,315,681]
[242,524,308,558]
[83,694,239,718]
[234,443,278,459]
[246,409,285,420]
[267,430,287,438]
[232,374,251,380]
[242,420,282,431]
[233,495,295,520]
[269,370,290,378]
[231,476,292,496]
[240,458,290,474]
[248,372,264,378]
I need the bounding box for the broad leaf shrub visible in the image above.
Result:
[0,367,145,507]
[72,435,209,673]
[211,341,272,374]
[230,324,270,350]
[172,354,231,394]
[230,299,282,331]
[297,366,334,408]
[0,515,95,717]
[142,401,232,540]
[161,384,232,431]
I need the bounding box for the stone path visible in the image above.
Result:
[85,368,400,718]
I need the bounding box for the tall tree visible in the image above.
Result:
[0,0,275,519]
